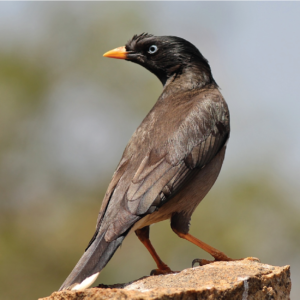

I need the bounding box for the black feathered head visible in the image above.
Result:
[104,33,215,86]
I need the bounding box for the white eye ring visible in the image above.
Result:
[148,45,158,54]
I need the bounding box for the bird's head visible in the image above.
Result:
[103,33,216,87]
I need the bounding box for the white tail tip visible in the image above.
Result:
[71,272,100,291]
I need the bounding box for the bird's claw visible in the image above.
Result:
[192,258,213,267]
[150,267,176,276]
[150,269,160,276]
[192,256,259,268]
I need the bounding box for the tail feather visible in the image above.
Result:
[59,231,125,291]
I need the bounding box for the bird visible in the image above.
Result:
[59,33,233,291]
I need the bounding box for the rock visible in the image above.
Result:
[40,258,291,300]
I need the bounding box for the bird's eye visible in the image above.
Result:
[148,45,158,54]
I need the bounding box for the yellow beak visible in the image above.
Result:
[103,46,128,59]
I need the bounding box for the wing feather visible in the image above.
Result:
[93,89,229,244]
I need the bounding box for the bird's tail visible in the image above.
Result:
[59,230,125,291]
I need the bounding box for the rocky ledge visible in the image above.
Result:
[40,258,291,300]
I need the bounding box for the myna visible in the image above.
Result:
[59,33,232,291]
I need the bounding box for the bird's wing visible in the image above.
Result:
[92,91,229,243]
[125,95,230,216]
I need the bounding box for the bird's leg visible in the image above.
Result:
[171,212,236,266]
[135,226,174,275]
[172,228,234,266]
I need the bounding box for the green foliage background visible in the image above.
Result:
[0,2,299,300]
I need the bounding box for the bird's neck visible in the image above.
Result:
[162,64,216,97]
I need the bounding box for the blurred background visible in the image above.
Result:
[0,2,299,300]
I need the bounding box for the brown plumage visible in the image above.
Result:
[59,33,231,291]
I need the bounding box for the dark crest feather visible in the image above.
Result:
[126,33,154,50]
[130,33,153,43]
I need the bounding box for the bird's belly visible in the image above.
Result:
[130,146,226,233]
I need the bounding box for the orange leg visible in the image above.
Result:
[135,226,174,275]
[172,228,235,266]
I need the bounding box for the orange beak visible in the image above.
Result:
[103,46,128,59]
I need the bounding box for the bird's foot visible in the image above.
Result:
[192,258,215,267]
[192,258,235,267]
[150,266,177,276]
[192,256,260,267]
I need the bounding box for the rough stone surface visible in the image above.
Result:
[40,259,291,300]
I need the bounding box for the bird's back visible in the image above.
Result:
[95,85,229,242]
